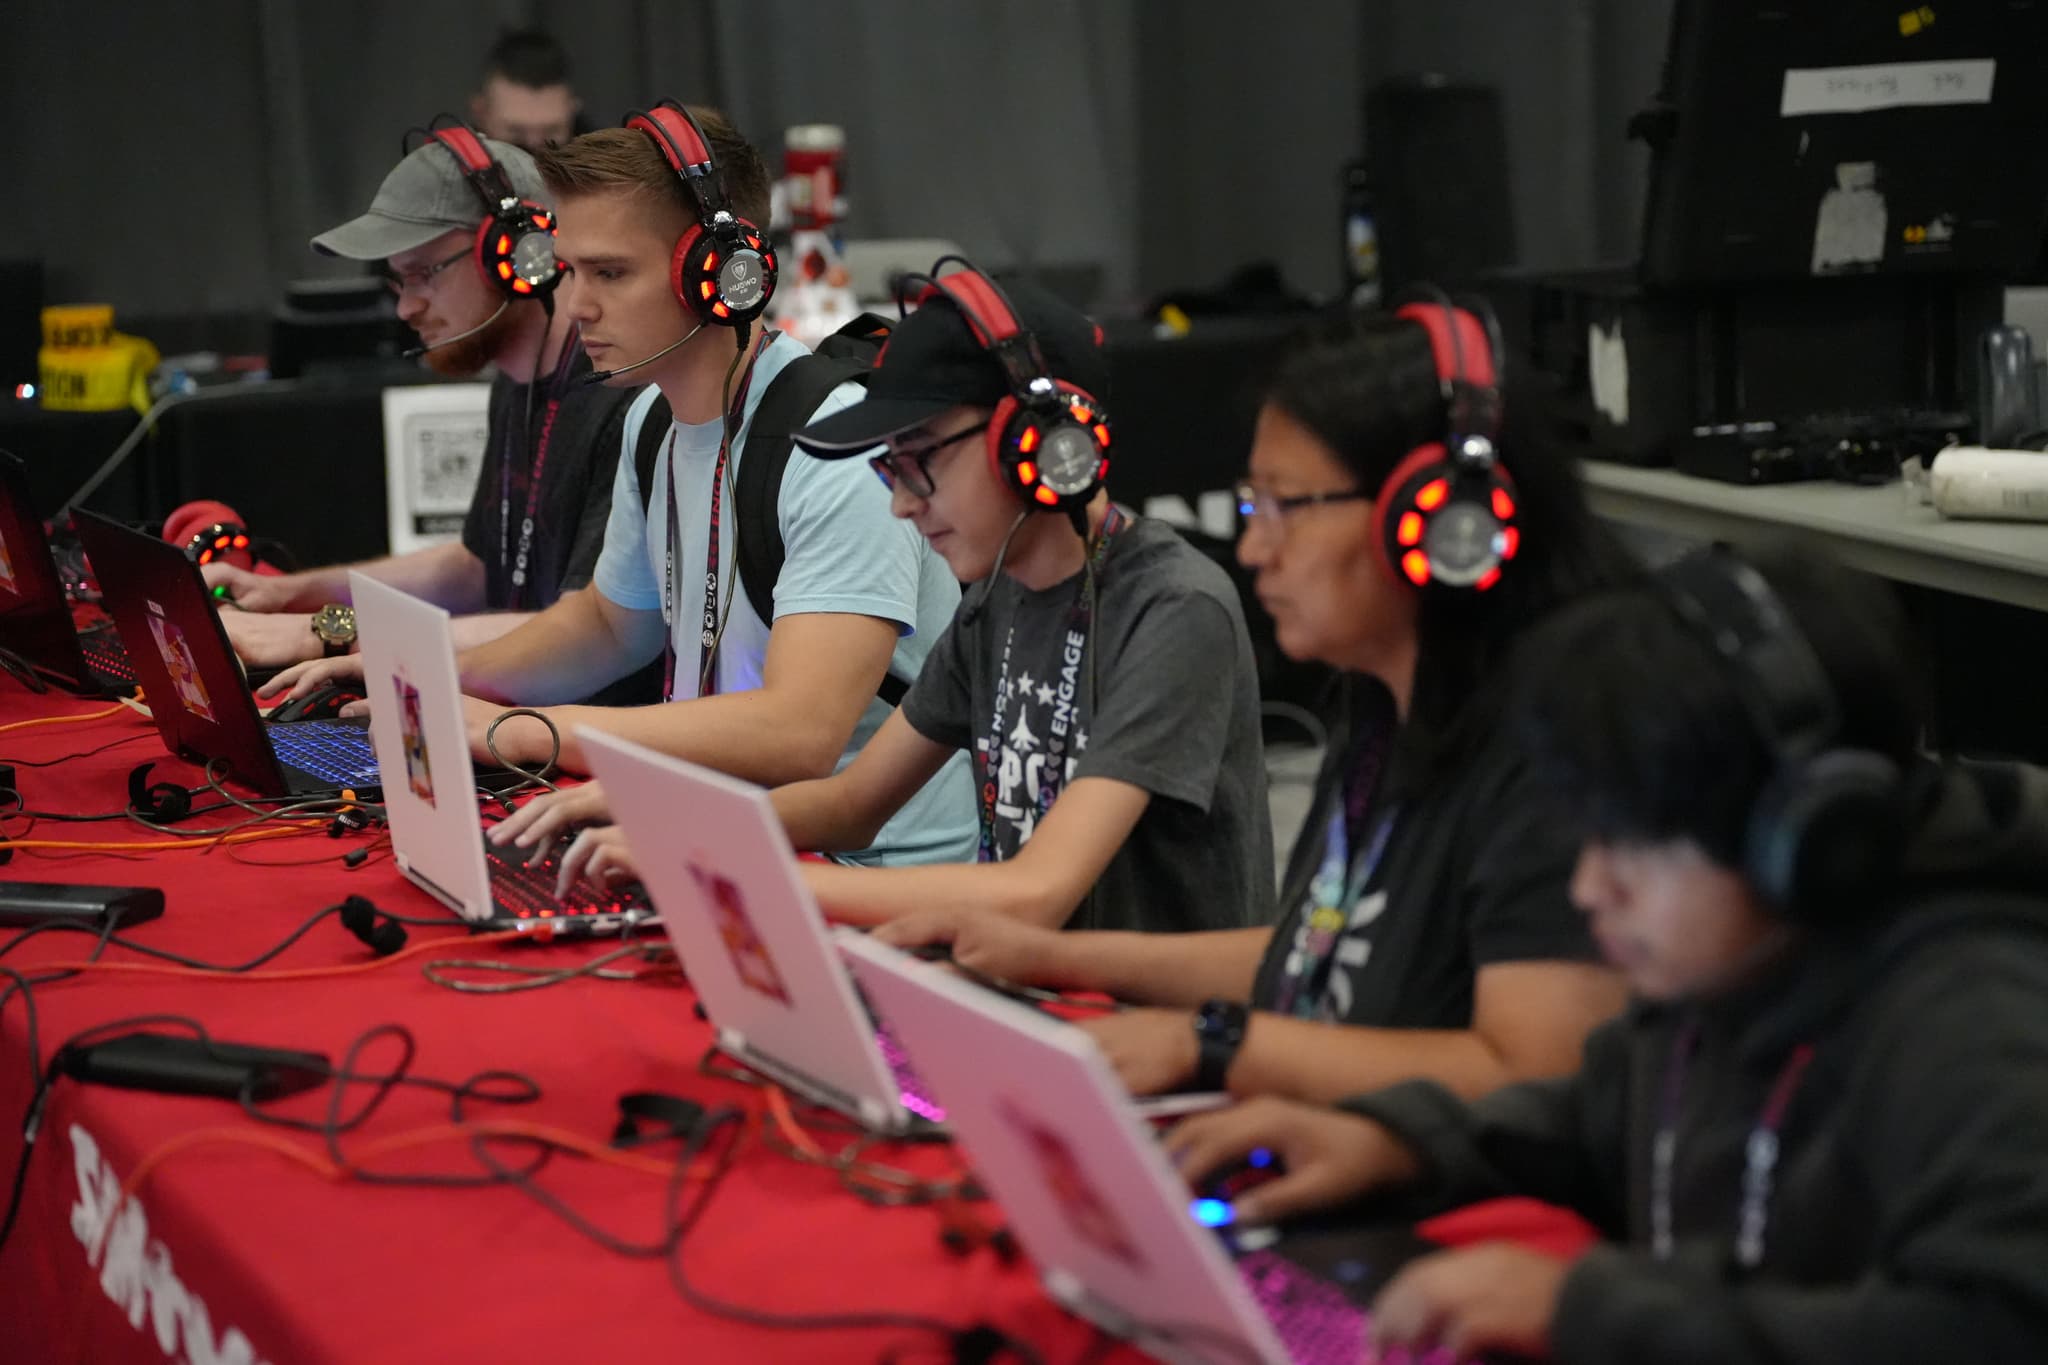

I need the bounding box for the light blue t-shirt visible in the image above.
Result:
[591,333,975,867]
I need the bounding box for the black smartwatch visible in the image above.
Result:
[1191,998,1249,1092]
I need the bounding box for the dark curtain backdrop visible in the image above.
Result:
[0,0,1673,329]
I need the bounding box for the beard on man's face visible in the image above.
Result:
[416,294,530,378]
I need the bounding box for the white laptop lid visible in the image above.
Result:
[349,572,495,921]
[577,727,905,1131]
[839,931,1291,1365]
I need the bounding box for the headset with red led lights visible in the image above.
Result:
[625,100,778,338]
[906,257,1112,518]
[162,501,253,572]
[416,117,562,300]
[1373,292,1521,592]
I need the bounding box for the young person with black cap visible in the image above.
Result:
[543,260,1273,933]
[1168,544,2048,1364]
[267,103,974,868]
[215,124,645,696]
[872,305,1627,1104]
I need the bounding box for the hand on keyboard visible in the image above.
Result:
[553,824,637,901]
[487,780,610,855]
[1369,1243,1568,1363]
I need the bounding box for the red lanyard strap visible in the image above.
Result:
[500,333,582,607]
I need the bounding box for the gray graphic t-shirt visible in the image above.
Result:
[902,515,1274,933]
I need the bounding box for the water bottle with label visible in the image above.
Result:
[1340,160,1381,309]
[770,124,859,347]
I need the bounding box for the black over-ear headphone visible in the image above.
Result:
[625,100,778,337]
[127,762,195,824]
[1657,547,1908,921]
[1374,289,1521,592]
[416,117,563,300]
[902,256,1113,518]
[338,895,408,957]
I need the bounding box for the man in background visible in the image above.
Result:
[471,28,586,154]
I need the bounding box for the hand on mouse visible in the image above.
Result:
[259,654,367,702]
[203,562,318,614]
[1164,1096,1422,1225]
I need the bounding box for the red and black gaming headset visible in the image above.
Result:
[1372,291,1521,592]
[903,257,1113,517]
[415,116,562,300]
[625,100,778,336]
[162,500,254,573]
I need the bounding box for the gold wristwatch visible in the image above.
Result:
[310,604,357,657]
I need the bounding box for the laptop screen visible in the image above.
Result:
[840,935,1290,1364]
[71,508,285,794]
[580,729,906,1131]
[351,572,498,920]
[0,452,93,685]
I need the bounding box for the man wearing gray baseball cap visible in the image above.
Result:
[209,124,656,706]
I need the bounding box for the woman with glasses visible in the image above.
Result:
[553,268,1275,936]
[876,304,1634,1106]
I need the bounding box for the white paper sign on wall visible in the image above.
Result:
[380,383,491,555]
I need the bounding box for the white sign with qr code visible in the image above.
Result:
[380,383,492,555]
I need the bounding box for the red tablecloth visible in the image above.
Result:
[0,684,1142,1365]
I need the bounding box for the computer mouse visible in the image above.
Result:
[1191,1147,1288,1230]
[268,680,363,723]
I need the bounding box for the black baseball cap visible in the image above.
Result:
[794,272,1112,456]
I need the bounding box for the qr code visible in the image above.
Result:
[409,416,488,512]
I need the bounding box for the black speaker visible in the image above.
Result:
[1365,78,1517,295]
[0,260,44,388]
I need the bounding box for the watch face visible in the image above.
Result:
[313,606,355,642]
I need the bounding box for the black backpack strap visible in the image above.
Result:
[735,352,909,708]
[633,391,674,519]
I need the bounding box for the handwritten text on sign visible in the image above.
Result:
[1781,60,1995,117]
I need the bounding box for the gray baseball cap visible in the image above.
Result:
[311,135,550,261]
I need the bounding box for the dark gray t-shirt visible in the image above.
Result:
[901,515,1274,934]
[462,345,632,613]
[461,345,659,704]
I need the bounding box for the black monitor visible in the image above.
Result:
[1639,0,2048,288]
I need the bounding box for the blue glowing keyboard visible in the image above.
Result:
[266,719,379,789]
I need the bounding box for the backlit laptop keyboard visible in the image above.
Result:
[482,834,654,927]
[1234,1250,1461,1365]
[79,630,135,681]
[873,1019,945,1123]
[268,721,379,787]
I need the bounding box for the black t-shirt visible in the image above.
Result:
[461,342,634,613]
[901,515,1275,934]
[1250,678,1601,1027]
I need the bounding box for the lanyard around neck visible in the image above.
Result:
[1650,1020,1817,1269]
[974,505,1128,864]
[660,332,774,702]
[500,327,582,606]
